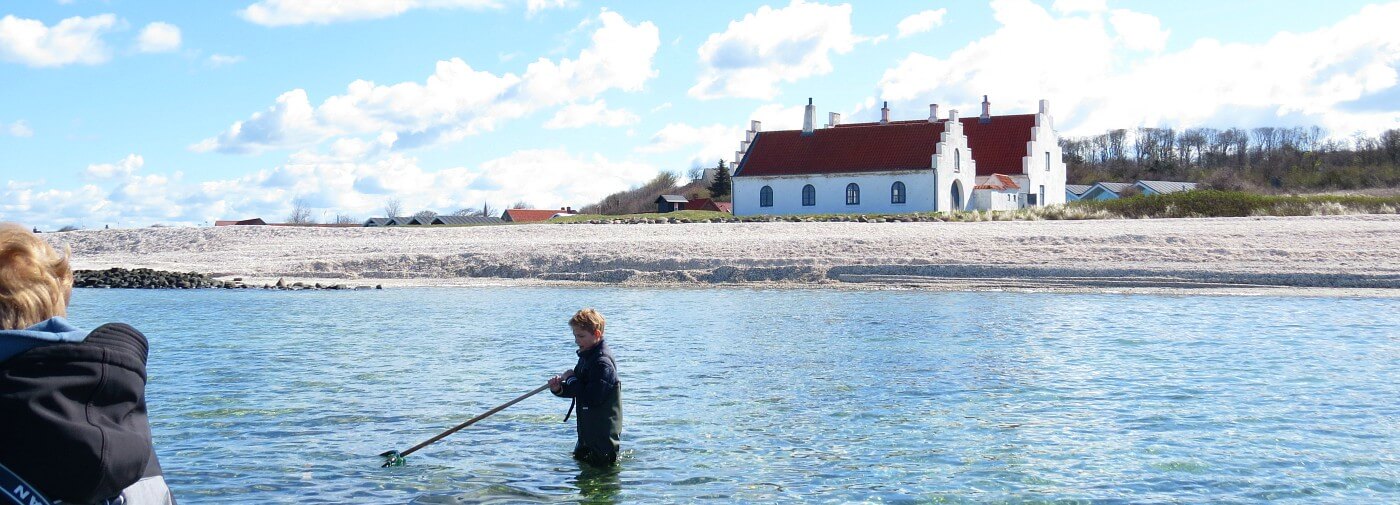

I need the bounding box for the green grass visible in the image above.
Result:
[547,210,734,223]
[1071,190,1400,218]
[543,191,1399,224]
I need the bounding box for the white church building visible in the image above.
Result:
[731,96,1065,216]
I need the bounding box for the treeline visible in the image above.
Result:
[581,172,682,215]
[1060,127,1400,191]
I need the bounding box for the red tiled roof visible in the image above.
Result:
[503,209,570,222]
[738,114,1035,177]
[686,198,734,212]
[715,202,732,213]
[974,173,1021,190]
[962,114,1036,175]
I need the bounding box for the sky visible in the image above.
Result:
[1,0,1397,229]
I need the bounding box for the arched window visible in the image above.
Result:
[846,183,860,205]
[759,185,773,207]
[802,184,816,206]
[891,181,906,204]
[954,149,961,173]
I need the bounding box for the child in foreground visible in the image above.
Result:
[548,308,622,466]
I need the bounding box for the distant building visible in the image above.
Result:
[214,218,267,226]
[1080,182,1135,201]
[364,218,392,227]
[1136,180,1199,196]
[731,96,1065,216]
[502,208,576,223]
[433,215,505,225]
[655,194,688,213]
[1065,184,1092,202]
[685,198,731,213]
[971,174,1022,211]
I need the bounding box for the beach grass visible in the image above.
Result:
[1072,190,1400,218]
[534,191,1398,225]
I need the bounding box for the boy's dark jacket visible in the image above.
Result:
[553,340,622,461]
[0,318,173,504]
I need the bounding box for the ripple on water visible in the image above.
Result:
[60,287,1400,503]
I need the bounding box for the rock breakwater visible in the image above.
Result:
[74,268,382,290]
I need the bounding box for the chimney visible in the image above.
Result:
[980,95,990,123]
[880,101,890,124]
[1039,99,1049,114]
[928,103,939,123]
[827,112,842,127]
[802,97,816,135]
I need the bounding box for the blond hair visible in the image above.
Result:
[0,223,73,329]
[569,308,605,335]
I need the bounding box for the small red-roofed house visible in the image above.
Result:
[502,208,576,223]
[730,96,1065,215]
[685,198,732,213]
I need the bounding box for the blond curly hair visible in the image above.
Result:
[0,223,73,329]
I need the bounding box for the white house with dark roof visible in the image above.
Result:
[730,96,1065,216]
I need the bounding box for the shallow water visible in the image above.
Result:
[66,287,1399,503]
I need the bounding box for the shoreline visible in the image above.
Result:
[46,214,1400,296]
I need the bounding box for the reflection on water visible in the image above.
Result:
[65,287,1400,503]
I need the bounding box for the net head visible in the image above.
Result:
[381,451,406,467]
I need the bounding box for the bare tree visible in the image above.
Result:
[413,210,438,220]
[383,198,403,218]
[479,201,496,218]
[286,197,315,224]
[510,200,532,209]
[687,162,705,181]
[333,214,358,224]
[451,207,478,216]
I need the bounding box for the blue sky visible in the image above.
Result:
[2,0,1396,228]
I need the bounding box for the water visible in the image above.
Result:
[65,287,1399,503]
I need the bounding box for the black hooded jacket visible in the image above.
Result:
[0,322,172,504]
[553,340,622,462]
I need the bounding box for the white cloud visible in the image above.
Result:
[1108,9,1167,52]
[196,10,658,154]
[208,54,245,66]
[690,0,862,100]
[4,120,34,137]
[191,89,325,154]
[84,154,144,179]
[527,0,575,16]
[544,100,639,129]
[636,123,744,166]
[136,22,181,53]
[897,8,946,38]
[1051,0,1106,14]
[239,0,502,26]
[876,0,1400,137]
[5,149,657,228]
[0,14,117,67]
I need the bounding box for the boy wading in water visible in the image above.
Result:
[548,309,622,466]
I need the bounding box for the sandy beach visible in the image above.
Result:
[43,214,1400,294]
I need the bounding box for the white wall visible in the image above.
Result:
[931,112,977,212]
[733,170,935,216]
[972,189,1020,210]
[1018,100,1067,207]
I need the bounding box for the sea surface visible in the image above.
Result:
[66,287,1398,503]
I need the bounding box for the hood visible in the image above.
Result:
[0,322,153,503]
[0,316,89,362]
